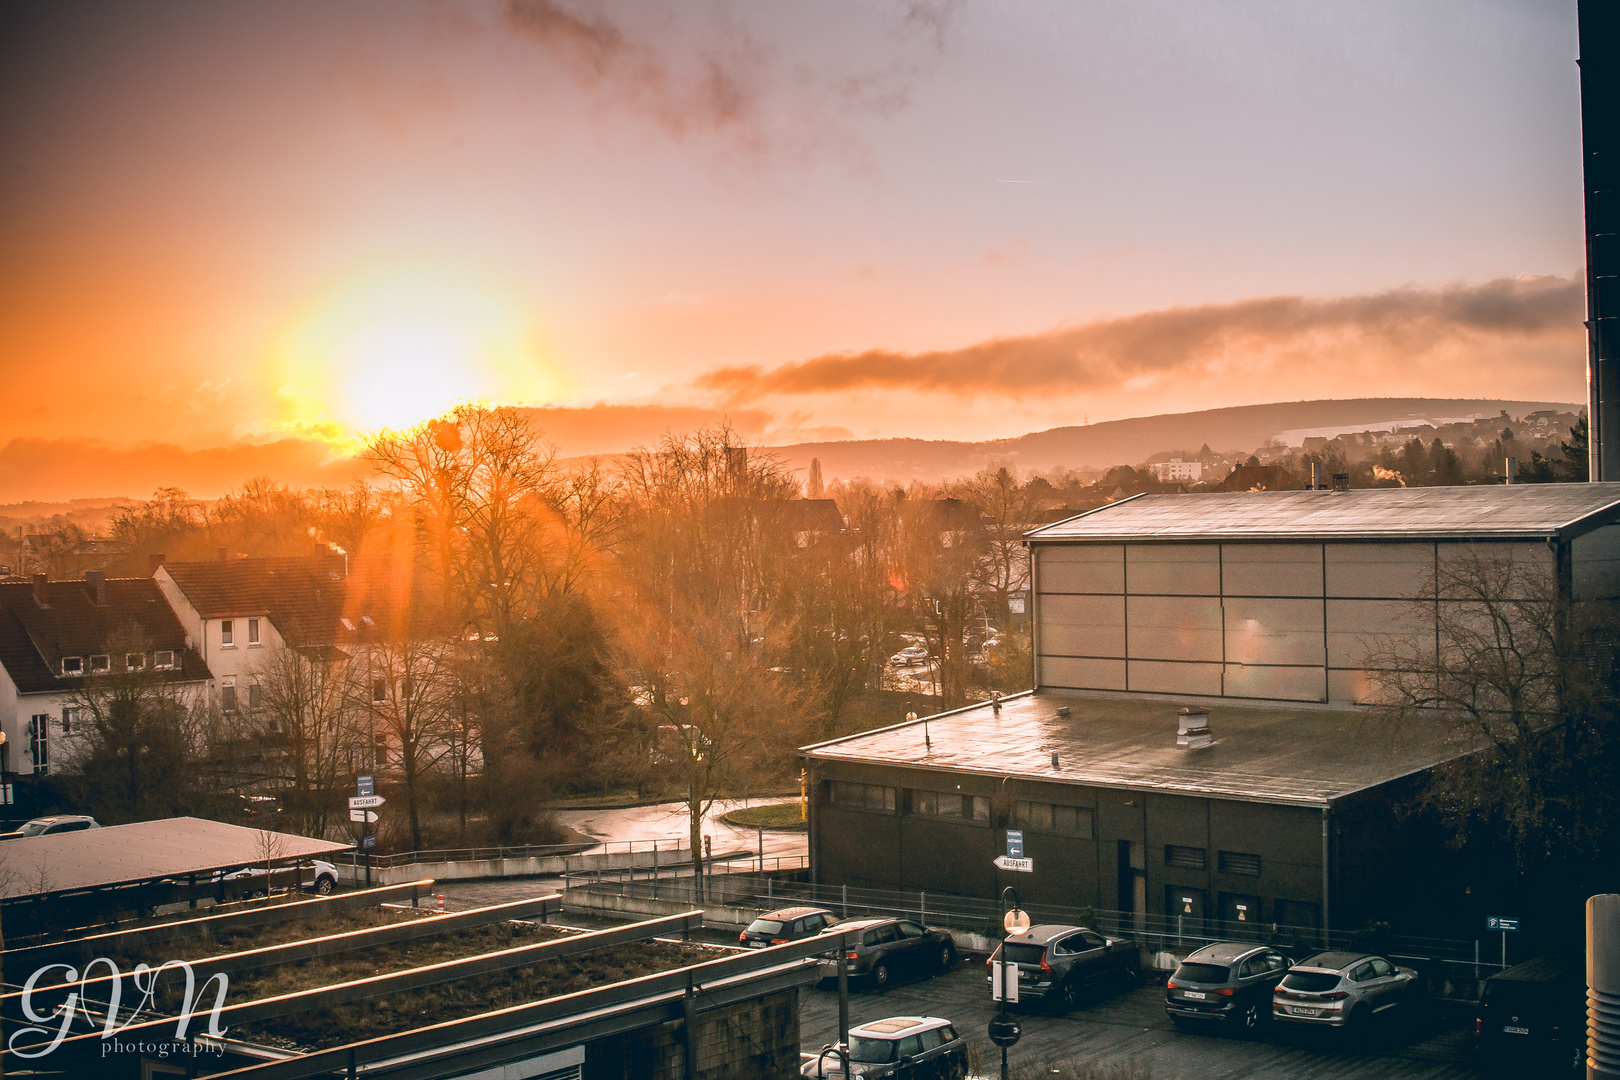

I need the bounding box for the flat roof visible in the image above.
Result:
[1024,484,1620,544]
[0,816,352,900]
[800,692,1479,808]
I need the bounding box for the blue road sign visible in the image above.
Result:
[1487,916,1520,932]
[357,775,375,797]
[1006,830,1024,859]
[362,834,377,849]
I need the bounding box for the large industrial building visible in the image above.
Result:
[803,484,1620,940]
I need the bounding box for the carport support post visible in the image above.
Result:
[837,940,849,1079]
[682,971,698,1078]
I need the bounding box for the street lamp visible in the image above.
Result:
[988,886,1025,1079]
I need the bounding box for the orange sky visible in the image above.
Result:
[0,1,1590,500]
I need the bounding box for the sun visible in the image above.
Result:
[265,264,561,442]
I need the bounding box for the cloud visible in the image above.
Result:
[694,274,1585,402]
[501,0,947,173]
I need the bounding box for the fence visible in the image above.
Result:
[577,874,1500,997]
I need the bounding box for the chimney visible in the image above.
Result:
[1177,707,1213,750]
[31,573,47,607]
[1505,457,1519,485]
[217,547,229,561]
[85,570,106,606]
[1310,461,1323,490]
[149,553,166,576]
[1332,473,1350,492]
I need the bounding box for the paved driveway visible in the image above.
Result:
[799,963,1480,1079]
[556,798,809,865]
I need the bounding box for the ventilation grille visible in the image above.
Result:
[1165,845,1206,870]
[1218,850,1262,876]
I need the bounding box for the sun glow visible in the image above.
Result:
[266,265,561,443]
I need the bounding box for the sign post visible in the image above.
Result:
[1486,915,1519,969]
[351,787,385,887]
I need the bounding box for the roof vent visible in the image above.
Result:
[31,574,47,607]
[1177,707,1213,750]
[1055,706,1071,718]
[85,570,106,606]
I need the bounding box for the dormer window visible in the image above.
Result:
[89,655,110,674]
[341,618,357,632]
[154,650,176,670]
[361,615,375,626]
[221,620,234,647]
[61,656,83,676]
[126,653,145,671]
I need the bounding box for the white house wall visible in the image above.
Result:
[1034,538,1575,706]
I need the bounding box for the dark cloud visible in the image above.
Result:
[694,274,1585,401]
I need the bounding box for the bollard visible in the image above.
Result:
[436,893,446,912]
[1590,894,1620,1079]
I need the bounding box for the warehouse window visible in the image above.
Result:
[1014,801,1093,838]
[1218,850,1262,876]
[830,781,896,812]
[1165,845,1207,870]
[913,790,990,822]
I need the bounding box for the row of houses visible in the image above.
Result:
[0,553,392,784]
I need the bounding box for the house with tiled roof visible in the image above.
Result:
[0,572,211,781]
[152,554,397,715]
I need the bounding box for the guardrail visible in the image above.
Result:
[331,838,682,870]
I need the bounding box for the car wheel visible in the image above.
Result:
[314,875,335,895]
[1240,1002,1262,1033]
[872,962,890,988]
[1053,978,1079,1014]
[1348,1004,1371,1030]
[1121,957,1140,987]
[938,944,955,972]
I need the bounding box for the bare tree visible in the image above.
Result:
[249,643,365,837]
[361,635,456,851]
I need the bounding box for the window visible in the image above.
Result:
[830,781,896,812]
[27,715,48,773]
[1218,850,1262,876]
[1351,962,1376,983]
[61,656,83,676]
[221,676,237,713]
[1370,958,1394,978]
[154,650,176,670]
[1165,845,1207,870]
[372,677,387,704]
[1014,800,1093,837]
[221,620,234,647]
[126,653,145,671]
[89,654,110,674]
[248,682,262,710]
[61,707,79,735]
[898,921,927,939]
[1079,930,1107,949]
[912,790,989,822]
[247,618,261,645]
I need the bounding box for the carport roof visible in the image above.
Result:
[1024,484,1620,543]
[800,692,1479,808]
[0,816,352,900]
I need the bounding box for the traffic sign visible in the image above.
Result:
[349,809,379,823]
[362,835,376,849]
[1487,916,1520,932]
[987,1016,1021,1047]
[1005,830,1024,859]
[993,855,1034,873]
[990,960,1019,1003]
[349,795,385,809]
[356,775,374,797]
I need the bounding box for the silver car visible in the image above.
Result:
[1271,950,1419,1028]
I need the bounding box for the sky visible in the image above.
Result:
[0,0,1591,499]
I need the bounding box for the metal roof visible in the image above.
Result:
[1024,484,1620,543]
[800,692,1480,808]
[0,816,352,900]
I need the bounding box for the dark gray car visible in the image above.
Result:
[817,917,956,988]
[1272,950,1419,1028]
[740,906,837,949]
[986,924,1139,1012]
[1165,942,1292,1032]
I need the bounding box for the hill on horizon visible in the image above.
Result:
[765,397,1580,485]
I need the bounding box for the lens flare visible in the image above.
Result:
[264,264,561,442]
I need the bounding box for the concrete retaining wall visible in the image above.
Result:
[349,847,697,886]
[564,886,761,929]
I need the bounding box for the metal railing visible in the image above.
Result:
[330,838,677,869]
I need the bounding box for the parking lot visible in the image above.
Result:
[798,962,1482,1079]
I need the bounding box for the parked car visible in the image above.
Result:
[223,859,340,896]
[801,1015,967,1078]
[1474,952,1585,1073]
[740,906,837,949]
[1166,942,1293,1032]
[817,917,956,987]
[0,814,103,840]
[1271,950,1419,1028]
[889,645,930,668]
[986,924,1139,1012]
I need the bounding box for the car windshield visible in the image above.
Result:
[1173,963,1229,984]
[747,919,784,935]
[847,1036,897,1064]
[1001,943,1046,965]
[1281,971,1343,992]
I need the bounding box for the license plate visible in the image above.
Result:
[1290,1006,1319,1016]
[1503,1025,1530,1035]
[1181,991,1207,1000]
[748,942,767,949]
